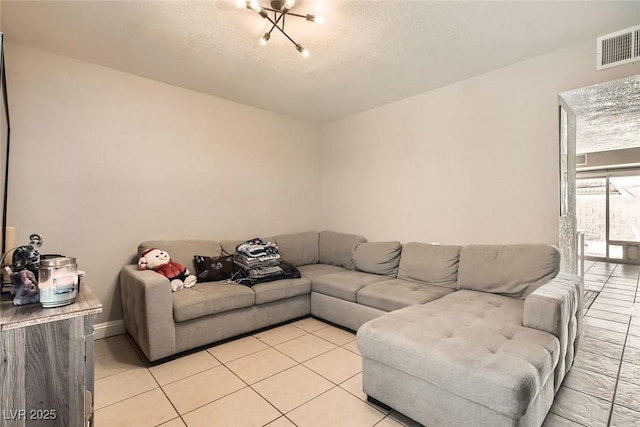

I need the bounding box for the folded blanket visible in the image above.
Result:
[232,261,301,286]
[236,238,279,259]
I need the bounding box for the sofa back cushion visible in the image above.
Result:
[318,231,367,270]
[457,244,560,298]
[273,231,319,266]
[138,240,222,272]
[353,241,402,277]
[220,240,242,255]
[397,243,462,288]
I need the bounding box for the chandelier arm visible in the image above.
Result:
[284,12,307,19]
[261,13,282,38]
[261,8,307,20]
[266,10,285,35]
[267,13,280,35]
[269,19,299,48]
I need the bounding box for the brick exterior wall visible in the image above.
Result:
[577,195,640,242]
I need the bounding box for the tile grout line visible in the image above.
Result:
[175,364,253,420]
[248,329,320,422]
[604,266,640,427]
[249,327,371,425]
[167,329,298,422]
[147,322,358,426]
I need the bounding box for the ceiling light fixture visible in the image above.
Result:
[237,0,323,58]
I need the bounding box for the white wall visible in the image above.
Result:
[5,44,321,323]
[320,40,640,246]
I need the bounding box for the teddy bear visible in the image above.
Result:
[137,248,197,292]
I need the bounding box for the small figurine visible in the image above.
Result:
[7,267,39,306]
[12,233,44,277]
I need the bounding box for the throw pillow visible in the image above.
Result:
[193,255,234,282]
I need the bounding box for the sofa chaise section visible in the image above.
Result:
[357,244,582,427]
[358,291,560,427]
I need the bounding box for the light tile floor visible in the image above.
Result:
[545,260,640,427]
[94,261,640,427]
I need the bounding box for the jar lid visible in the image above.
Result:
[39,257,77,268]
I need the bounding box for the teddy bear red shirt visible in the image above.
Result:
[152,261,188,280]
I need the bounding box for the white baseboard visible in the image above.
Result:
[94,320,126,340]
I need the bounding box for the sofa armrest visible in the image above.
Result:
[523,273,583,335]
[120,265,176,361]
[523,272,583,390]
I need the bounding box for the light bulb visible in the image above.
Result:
[285,0,295,9]
[296,44,310,58]
[249,0,262,13]
[306,14,324,24]
[259,33,270,45]
[235,0,247,8]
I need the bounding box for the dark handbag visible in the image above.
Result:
[193,255,234,282]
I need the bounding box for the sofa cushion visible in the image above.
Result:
[357,290,560,418]
[298,264,349,282]
[252,277,311,305]
[357,279,456,312]
[352,241,402,277]
[139,240,222,272]
[398,243,462,289]
[312,271,388,302]
[319,231,367,270]
[172,282,255,322]
[273,231,319,266]
[457,245,561,299]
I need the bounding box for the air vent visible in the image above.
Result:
[597,25,640,70]
[576,154,587,166]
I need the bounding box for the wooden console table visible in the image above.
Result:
[0,286,102,427]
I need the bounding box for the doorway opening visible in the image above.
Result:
[558,74,640,272]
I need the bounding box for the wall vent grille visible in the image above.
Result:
[597,25,640,70]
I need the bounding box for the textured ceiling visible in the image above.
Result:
[2,1,640,123]
[562,74,640,154]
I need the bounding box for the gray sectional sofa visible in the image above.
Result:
[119,230,583,427]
